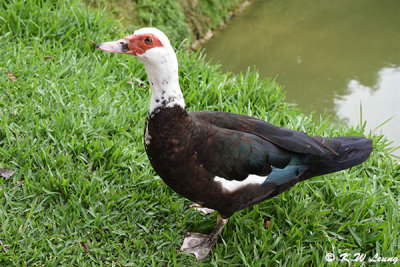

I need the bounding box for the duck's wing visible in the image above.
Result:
[189,111,318,182]
[192,125,295,181]
[190,111,334,157]
[190,111,372,181]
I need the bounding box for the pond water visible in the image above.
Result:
[204,0,400,155]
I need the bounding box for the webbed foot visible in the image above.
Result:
[180,232,213,260]
[190,203,215,215]
[179,215,229,260]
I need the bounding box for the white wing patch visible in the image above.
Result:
[214,174,268,192]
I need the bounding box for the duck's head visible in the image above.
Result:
[97,27,184,113]
[97,27,175,66]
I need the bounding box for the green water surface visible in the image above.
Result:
[204,0,400,155]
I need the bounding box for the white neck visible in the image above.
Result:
[140,48,185,114]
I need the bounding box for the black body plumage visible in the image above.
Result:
[144,106,373,218]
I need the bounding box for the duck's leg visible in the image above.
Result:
[189,203,215,215]
[180,214,228,260]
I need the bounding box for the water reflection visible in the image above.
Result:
[335,67,400,152]
[204,0,400,155]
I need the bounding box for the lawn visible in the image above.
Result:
[1,0,399,266]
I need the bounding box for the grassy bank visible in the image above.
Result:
[1,0,399,266]
[85,0,247,46]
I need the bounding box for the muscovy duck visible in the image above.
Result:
[97,28,373,260]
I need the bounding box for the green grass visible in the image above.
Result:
[178,0,245,40]
[84,0,246,45]
[1,0,399,266]
[85,0,192,45]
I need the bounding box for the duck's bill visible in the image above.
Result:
[96,39,130,54]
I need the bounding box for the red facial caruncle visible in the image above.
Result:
[124,34,163,56]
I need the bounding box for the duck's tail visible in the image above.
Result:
[268,136,372,198]
[306,136,373,178]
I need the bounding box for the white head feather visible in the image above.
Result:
[132,28,185,113]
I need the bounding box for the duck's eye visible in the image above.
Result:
[119,41,125,45]
[144,37,153,45]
